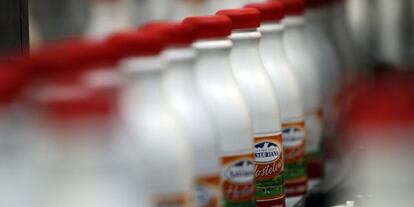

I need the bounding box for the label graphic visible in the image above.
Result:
[157,193,192,207]
[221,153,256,207]
[195,175,221,207]
[254,133,285,207]
[282,122,307,197]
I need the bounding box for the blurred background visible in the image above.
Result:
[26,0,414,68]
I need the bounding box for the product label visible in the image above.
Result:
[282,122,307,197]
[221,153,256,207]
[195,175,221,207]
[254,133,285,207]
[156,194,192,207]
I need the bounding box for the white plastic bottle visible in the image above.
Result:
[0,66,37,207]
[140,22,222,207]
[216,8,285,207]
[304,0,343,103]
[183,16,255,207]
[27,76,152,207]
[327,0,362,77]
[108,32,194,206]
[244,2,307,205]
[281,0,323,189]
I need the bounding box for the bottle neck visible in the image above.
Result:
[163,47,196,70]
[120,56,166,109]
[283,16,306,41]
[228,29,263,67]
[192,38,234,75]
[259,22,285,47]
[283,16,306,28]
[259,22,289,61]
[162,47,196,89]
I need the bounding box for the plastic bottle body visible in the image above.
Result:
[193,39,256,206]
[0,105,40,207]
[119,56,194,206]
[282,16,323,189]
[162,47,221,207]
[26,80,152,207]
[329,2,361,77]
[35,118,151,207]
[259,22,307,204]
[228,29,285,206]
[305,8,343,102]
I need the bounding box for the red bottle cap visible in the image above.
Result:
[22,40,121,82]
[281,0,306,16]
[244,2,285,22]
[63,41,120,67]
[105,31,164,58]
[216,8,261,30]
[0,64,27,103]
[182,15,232,40]
[139,21,197,47]
[43,90,117,120]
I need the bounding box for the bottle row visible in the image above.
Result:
[0,0,359,207]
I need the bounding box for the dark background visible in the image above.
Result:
[0,0,29,61]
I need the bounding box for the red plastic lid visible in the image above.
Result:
[139,21,197,47]
[244,2,285,22]
[43,89,117,120]
[0,64,26,103]
[22,40,121,82]
[182,15,232,40]
[281,0,306,16]
[68,42,121,70]
[105,31,164,58]
[31,71,118,120]
[216,8,261,30]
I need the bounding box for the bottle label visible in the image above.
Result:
[156,194,192,207]
[221,153,256,207]
[254,133,285,207]
[282,122,307,197]
[195,175,221,207]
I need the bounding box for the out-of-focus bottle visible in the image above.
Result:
[305,0,343,103]
[108,32,194,207]
[327,0,362,77]
[304,0,344,173]
[245,2,307,205]
[0,65,35,207]
[140,22,222,207]
[27,70,151,207]
[281,0,323,190]
[183,16,256,207]
[216,8,285,207]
